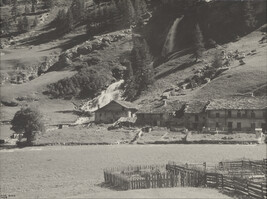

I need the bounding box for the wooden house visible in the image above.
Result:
[206,97,267,133]
[136,100,186,127]
[184,101,209,131]
[94,100,138,124]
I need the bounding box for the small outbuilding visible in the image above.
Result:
[94,100,138,124]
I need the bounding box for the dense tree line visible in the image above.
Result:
[86,0,148,36]
[46,67,111,99]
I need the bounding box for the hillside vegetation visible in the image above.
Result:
[0,0,266,127]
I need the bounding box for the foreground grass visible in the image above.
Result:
[0,144,265,198]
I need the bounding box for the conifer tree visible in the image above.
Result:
[134,0,147,19]
[131,35,154,93]
[43,0,53,10]
[117,0,135,28]
[109,0,122,28]
[2,17,10,34]
[71,0,85,21]
[123,62,138,101]
[17,16,23,32]
[31,0,37,13]
[65,9,74,33]
[24,5,30,14]
[243,0,257,32]
[193,23,205,61]
[33,16,38,27]
[11,0,18,22]
[212,50,223,68]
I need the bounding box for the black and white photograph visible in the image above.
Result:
[0,0,266,198]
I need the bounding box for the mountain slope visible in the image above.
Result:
[135,27,267,105]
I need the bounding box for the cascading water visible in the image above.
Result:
[161,16,184,57]
[81,79,125,112]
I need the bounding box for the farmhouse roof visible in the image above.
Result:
[137,100,186,114]
[206,97,267,110]
[184,101,209,113]
[95,100,138,112]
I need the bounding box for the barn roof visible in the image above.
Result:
[137,100,186,114]
[206,97,267,110]
[95,100,138,112]
[184,101,209,113]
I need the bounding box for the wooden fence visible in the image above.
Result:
[104,171,181,190]
[205,173,267,199]
[104,163,205,190]
[103,160,267,198]
[218,159,266,173]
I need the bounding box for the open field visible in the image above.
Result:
[34,125,137,145]
[0,144,266,198]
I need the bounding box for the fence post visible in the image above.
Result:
[203,162,206,172]
[261,183,264,199]
[246,181,250,197]
[221,174,224,189]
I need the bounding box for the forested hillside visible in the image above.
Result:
[0,0,266,112]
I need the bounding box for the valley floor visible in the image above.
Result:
[0,144,265,198]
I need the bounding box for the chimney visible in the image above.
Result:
[251,92,254,97]
[97,104,100,109]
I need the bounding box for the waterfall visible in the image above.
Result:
[161,16,184,57]
[81,80,125,112]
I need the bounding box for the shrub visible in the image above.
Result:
[11,107,45,145]
[206,39,217,48]
[211,51,223,68]
[45,67,113,99]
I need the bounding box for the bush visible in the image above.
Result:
[45,67,113,99]
[206,39,217,48]
[11,107,45,146]
[211,51,223,68]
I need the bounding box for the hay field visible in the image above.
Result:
[0,144,266,198]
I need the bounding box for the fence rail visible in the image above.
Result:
[204,173,267,199]
[103,160,267,198]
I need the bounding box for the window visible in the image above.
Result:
[228,122,233,129]
[237,122,241,130]
[228,110,232,117]
[195,115,199,122]
[216,113,220,118]
[251,111,255,118]
[237,111,241,118]
[251,123,255,131]
[261,123,266,132]
[216,122,219,128]
[243,110,247,118]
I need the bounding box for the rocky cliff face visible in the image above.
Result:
[144,0,266,58]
